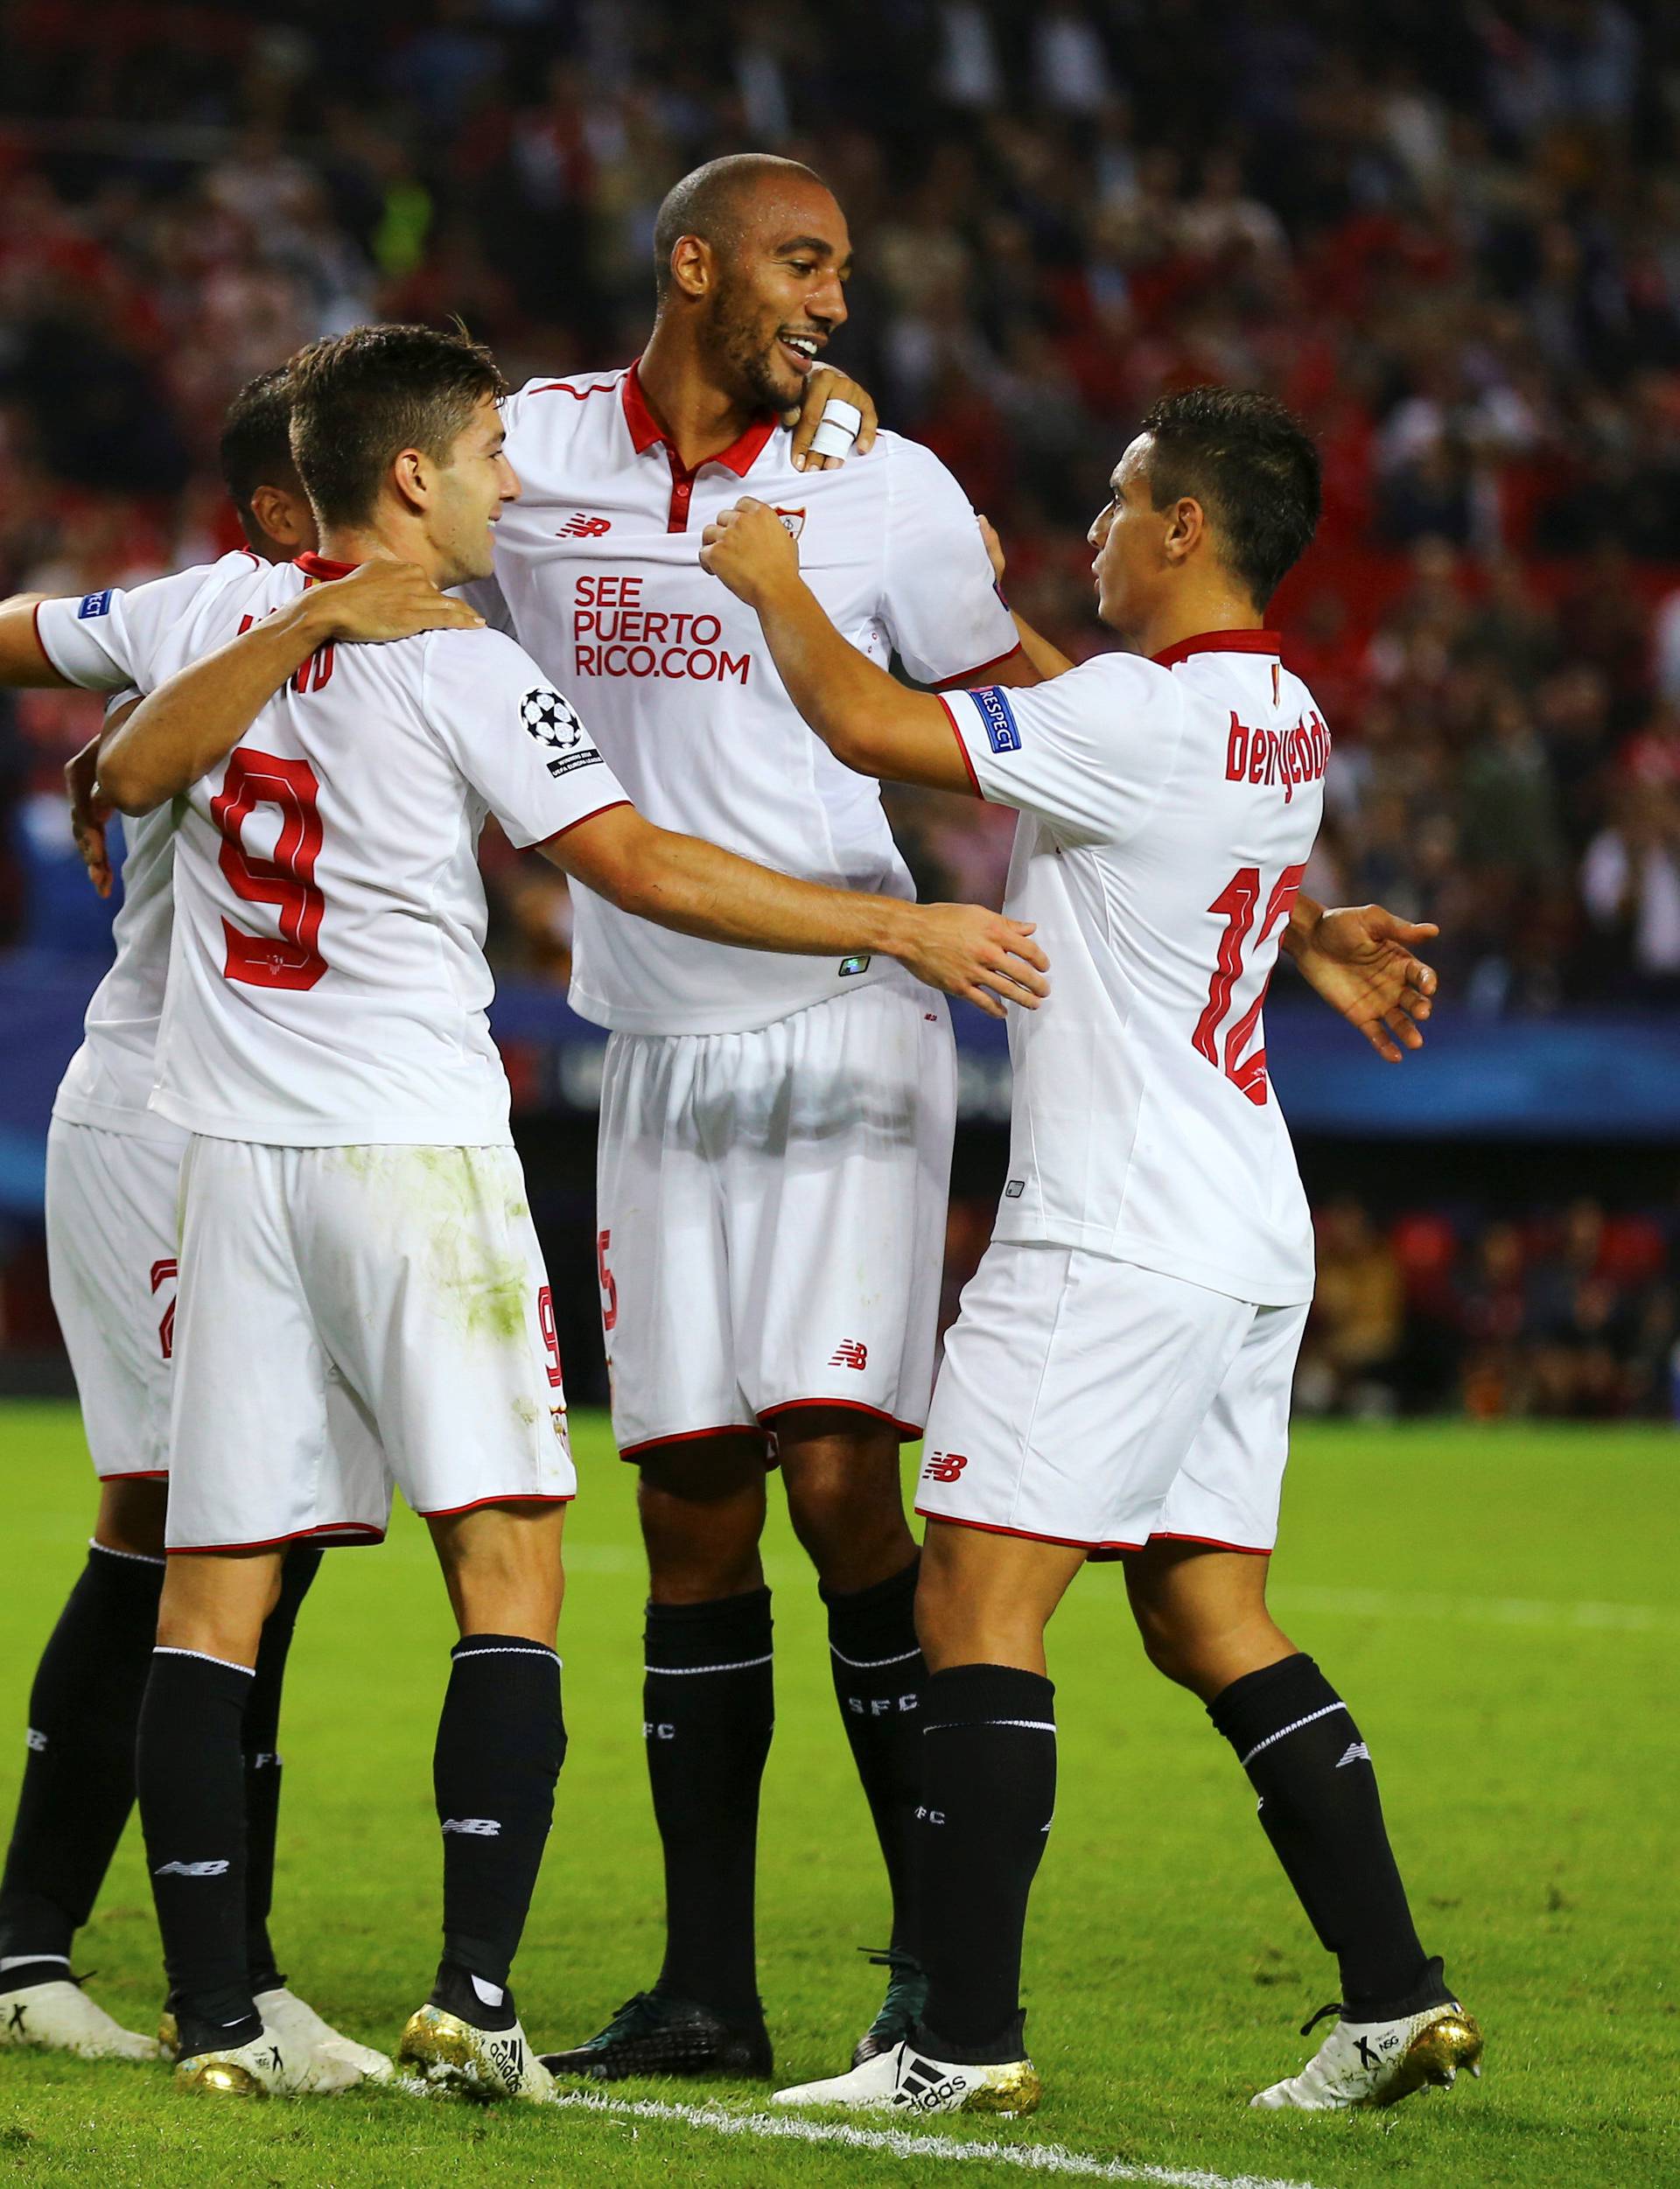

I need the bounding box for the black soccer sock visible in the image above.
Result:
[822,1556,925,1955]
[430,1633,565,2021]
[242,1543,323,1995]
[136,1646,261,2055]
[0,1542,164,1984]
[1209,1652,1442,2018]
[644,1588,774,2021]
[914,1663,1056,2060]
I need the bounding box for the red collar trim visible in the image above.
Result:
[295,551,359,580]
[1152,629,1283,668]
[620,360,777,479]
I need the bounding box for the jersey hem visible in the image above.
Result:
[52,1094,188,1145]
[152,1101,516,1149]
[759,1397,922,1440]
[990,1218,1314,1310]
[412,1491,575,1518]
[531,797,634,851]
[936,692,986,800]
[570,956,896,1037]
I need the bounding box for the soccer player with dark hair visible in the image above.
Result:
[0,371,410,2083]
[702,384,1483,2116]
[80,320,1042,2099]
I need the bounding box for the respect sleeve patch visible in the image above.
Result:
[77,591,113,619]
[973,684,1021,754]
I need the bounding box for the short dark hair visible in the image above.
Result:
[286,324,508,528]
[1138,387,1320,609]
[653,154,828,300]
[219,368,300,538]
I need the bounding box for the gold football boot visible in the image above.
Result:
[1252,1997,1484,2109]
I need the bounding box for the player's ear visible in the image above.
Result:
[668,234,714,303]
[390,446,430,516]
[1163,495,1205,568]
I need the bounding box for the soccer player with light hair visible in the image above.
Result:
[701,385,1482,2116]
[77,321,1043,2099]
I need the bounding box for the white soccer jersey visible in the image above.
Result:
[101,550,627,1146]
[942,632,1330,1307]
[483,363,1022,1035]
[35,556,261,1139]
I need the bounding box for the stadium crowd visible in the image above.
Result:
[2,0,1677,1416]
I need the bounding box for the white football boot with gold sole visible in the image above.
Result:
[774,2039,1041,2116]
[0,1977,158,2061]
[1252,1999,1484,2109]
[397,2004,555,2102]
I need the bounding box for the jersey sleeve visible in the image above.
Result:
[422,628,629,850]
[941,654,1186,846]
[877,437,1022,686]
[32,558,246,691]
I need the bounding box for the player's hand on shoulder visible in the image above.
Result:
[784,365,878,472]
[977,514,1006,585]
[900,906,1049,1021]
[66,727,115,899]
[312,556,486,646]
[699,500,801,605]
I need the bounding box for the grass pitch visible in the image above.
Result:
[0,1402,1674,2189]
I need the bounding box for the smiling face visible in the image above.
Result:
[696,177,853,413]
[424,393,520,587]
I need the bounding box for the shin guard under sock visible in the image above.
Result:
[1209,1653,1438,2018]
[822,1557,925,1955]
[136,1647,259,2054]
[643,1589,773,2021]
[430,1634,564,2010]
[0,1542,164,1981]
[914,1663,1056,2059]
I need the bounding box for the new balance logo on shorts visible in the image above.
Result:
[921,1450,968,1483]
[152,1858,229,1878]
[830,1339,868,1369]
[441,1816,502,1836]
[558,514,612,537]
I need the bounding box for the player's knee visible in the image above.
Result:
[638,1477,766,1603]
[785,1465,911,1592]
[94,1475,169,1559]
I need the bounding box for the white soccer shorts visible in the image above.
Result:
[914,1240,1310,1555]
[596,974,957,1461]
[46,1115,188,1481]
[165,1138,576,1552]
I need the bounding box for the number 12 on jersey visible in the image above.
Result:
[1192,864,1305,1108]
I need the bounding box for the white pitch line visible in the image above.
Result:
[547,2088,1323,2189]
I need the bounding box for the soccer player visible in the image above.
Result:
[87,322,1044,2100]
[0,372,403,2083]
[475,152,1045,2081]
[700,387,1483,2116]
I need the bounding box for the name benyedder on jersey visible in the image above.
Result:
[1224,709,1330,805]
[571,575,749,686]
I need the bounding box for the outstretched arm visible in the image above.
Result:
[550,803,1048,1020]
[98,562,486,814]
[0,595,72,687]
[1282,898,1440,1062]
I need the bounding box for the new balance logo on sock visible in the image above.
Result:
[24,1729,45,1752]
[152,1858,229,1878]
[441,1817,501,1836]
[1336,1741,1372,1769]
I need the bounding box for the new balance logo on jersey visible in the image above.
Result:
[153,1858,230,1878]
[830,1339,868,1369]
[558,514,612,537]
[441,1817,501,1836]
[1336,1741,1372,1769]
[974,684,1022,754]
[921,1451,968,1483]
